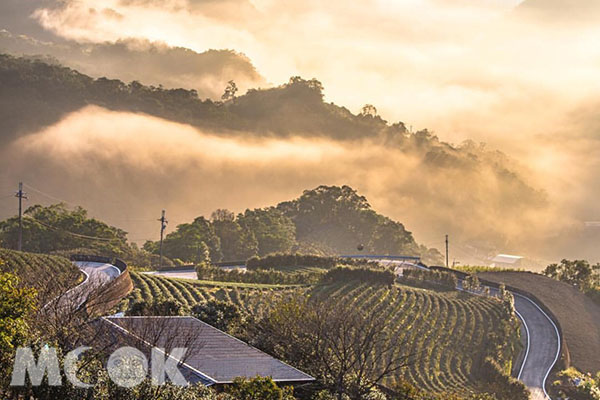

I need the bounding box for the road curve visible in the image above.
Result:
[456,280,560,399]
[73,261,122,285]
[512,293,561,400]
[46,261,122,311]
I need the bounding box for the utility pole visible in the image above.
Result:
[15,182,27,251]
[158,210,168,269]
[445,234,449,268]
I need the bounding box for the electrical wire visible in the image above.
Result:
[23,183,77,206]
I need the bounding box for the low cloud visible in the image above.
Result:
[0,106,582,264]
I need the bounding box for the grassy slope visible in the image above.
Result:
[130,272,515,396]
[479,271,600,373]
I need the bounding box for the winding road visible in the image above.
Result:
[73,260,122,285]
[46,260,122,311]
[458,279,561,399]
[512,293,561,400]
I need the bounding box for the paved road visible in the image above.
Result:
[73,261,122,285]
[46,261,122,311]
[512,293,561,400]
[143,265,246,280]
[457,281,560,399]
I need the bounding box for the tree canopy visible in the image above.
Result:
[142,186,442,264]
[543,259,600,290]
[277,185,442,264]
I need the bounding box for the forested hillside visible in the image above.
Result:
[278,185,440,259]
[0,53,394,143]
[0,31,265,99]
[141,185,443,264]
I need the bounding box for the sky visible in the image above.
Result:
[2,0,600,264]
[26,0,600,143]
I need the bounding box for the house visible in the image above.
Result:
[97,316,315,387]
[490,254,523,268]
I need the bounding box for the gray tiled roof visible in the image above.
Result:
[102,316,314,385]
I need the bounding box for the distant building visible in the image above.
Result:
[97,316,315,387]
[490,254,523,268]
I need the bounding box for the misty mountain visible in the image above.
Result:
[0,54,398,142]
[0,30,265,99]
[0,54,552,260]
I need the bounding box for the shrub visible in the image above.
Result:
[196,262,322,285]
[321,267,395,285]
[191,300,246,334]
[247,253,338,270]
[476,357,529,400]
[552,368,600,400]
[463,275,481,292]
[127,297,184,316]
[246,253,377,271]
[225,376,295,400]
[400,269,457,290]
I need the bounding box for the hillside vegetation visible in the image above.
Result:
[0,31,265,99]
[478,271,600,374]
[312,281,521,398]
[143,186,444,265]
[0,186,442,266]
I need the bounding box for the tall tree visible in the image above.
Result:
[0,271,37,386]
[277,185,428,259]
[256,294,411,400]
[543,259,599,290]
[211,209,258,260]
[237,208,296,256]
[221,80,238,102]
[160,216,222,263]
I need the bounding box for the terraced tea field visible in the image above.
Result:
[127,272,306,318]
[0,249,82,300]
[315,281,517,395]
[128,272,517,396]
